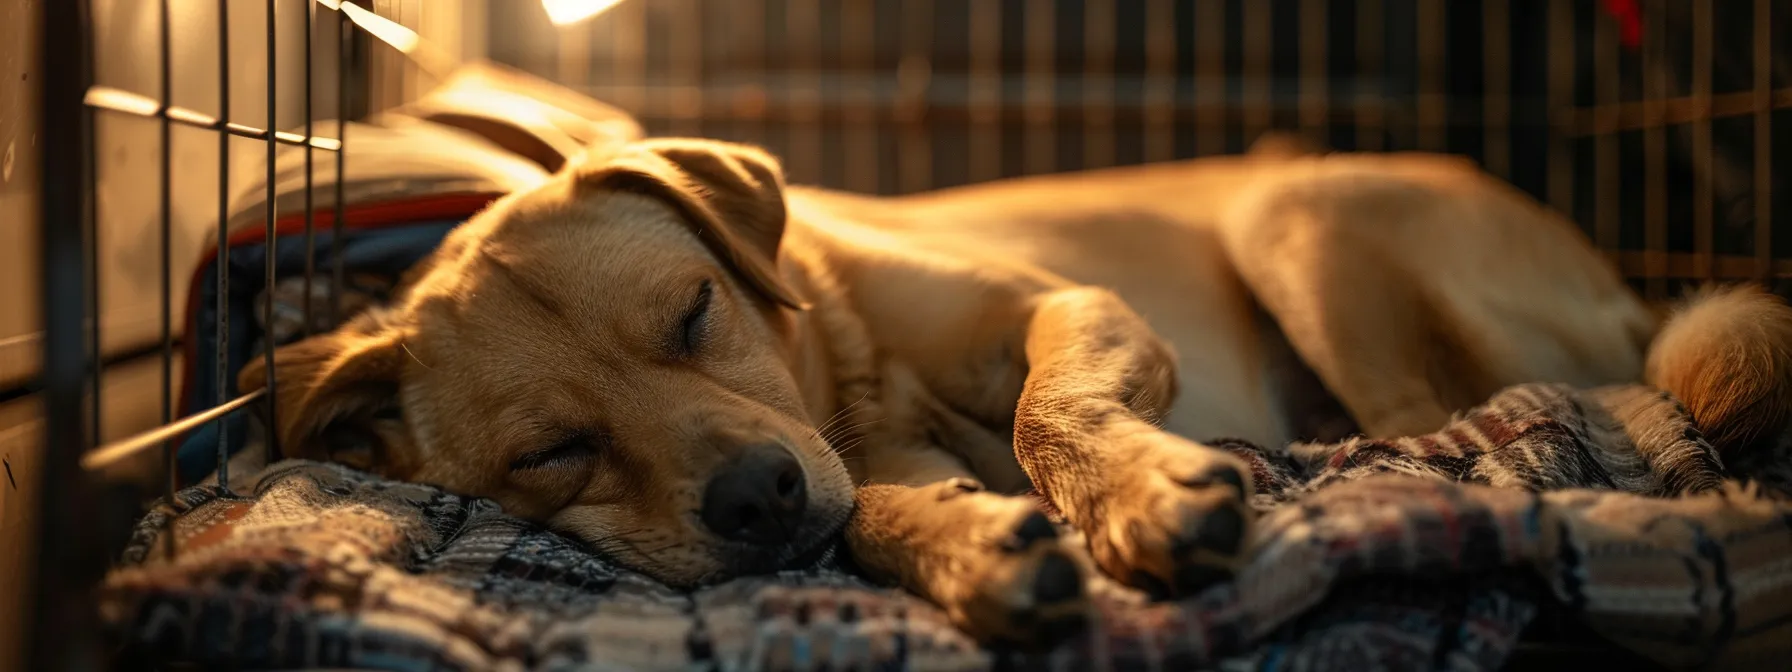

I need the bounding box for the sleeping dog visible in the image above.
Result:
[241,136,1792,645]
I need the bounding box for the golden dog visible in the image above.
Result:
[242,136,1792,645]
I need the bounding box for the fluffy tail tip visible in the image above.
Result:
[1646,284,1792,459]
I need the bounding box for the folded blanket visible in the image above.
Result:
[220,60,643,235]
[101,374,1792,670]
[386,60,645,173]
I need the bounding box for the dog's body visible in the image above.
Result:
[247,138,1792,645]
[785,147,1656,452]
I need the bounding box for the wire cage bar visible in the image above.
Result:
[21,2,385,669]
[214,0,233,492]
[13,0,1791,669]
[32,0,101,668]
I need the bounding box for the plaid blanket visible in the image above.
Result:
[100,365,1792,670]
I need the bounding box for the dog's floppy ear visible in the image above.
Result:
[577,138,807,309]
[237,318,409,474]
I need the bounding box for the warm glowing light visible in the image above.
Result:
[542,0,627,27]
[316,2,458,78]
[341,2,420,54]
[166,106,217,126]
[83,86,161,116]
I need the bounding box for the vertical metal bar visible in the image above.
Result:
[968,0,1001,180]
[85,8,102,450]
[264,0,281,463]
[1547,0,1573,214]
[610,0,645,116]
[596,3,616,113]
[396,2,413,112]
[1142,0,1173,163]
[687,0,705,139]
[1594,3,1618,250]
[159,0,177,556]
[1194,0,1224,155]
[1357,0,1383,150]
[787,0,822,184]
[31,0,104,667]
[389,1,404,109]
[897,0,934,192]
[398,1,414,106]
[1023,0,1055,174]
[1484,0,1510,178]
[1754,0,1773,281]
[1083,0,1116,169]
[303,0,317,336]
[1242,0,1271,143]
[331,13,348,330]
[1643,1,1667,299]
[216,0,234,490]
[733,0,765,148]
[557,15,590,100]
[842,0,878,193]
[1416,0,1445,150]
[1693,0,1713,279]
[1300,0,1329,142]
[369,2,389,113]
[669,0,703,138]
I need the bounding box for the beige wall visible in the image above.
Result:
[0,0,42,664]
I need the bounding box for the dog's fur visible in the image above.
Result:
[242,136,1792,645]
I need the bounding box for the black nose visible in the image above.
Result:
[700,443,808,545]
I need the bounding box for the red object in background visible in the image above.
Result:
[1604,0,1643,49]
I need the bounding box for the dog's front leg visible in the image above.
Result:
[1015,287,1254,596]
[844,449,1090,647]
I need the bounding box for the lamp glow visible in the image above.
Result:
[542,0,626,27]
[340,2,421,54]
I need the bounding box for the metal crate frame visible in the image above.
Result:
[19,1,1790,670]
[26,1,387,669]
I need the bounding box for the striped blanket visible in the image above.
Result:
[99,354,1792,669]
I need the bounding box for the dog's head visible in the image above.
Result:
[241,139,854,586]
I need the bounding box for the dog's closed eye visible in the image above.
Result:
[673,279,715,359]
[511,431,606,471]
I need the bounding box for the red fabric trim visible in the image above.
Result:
[176,192,501,422]
[1603,0,1643,49]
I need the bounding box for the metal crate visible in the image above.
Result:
[11,1,1788,669]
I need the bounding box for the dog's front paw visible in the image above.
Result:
[956,506,1090,648]
[1084,436,1254,598]
[859,479,1092,648]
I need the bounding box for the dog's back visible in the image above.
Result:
[786,150,1791,454]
